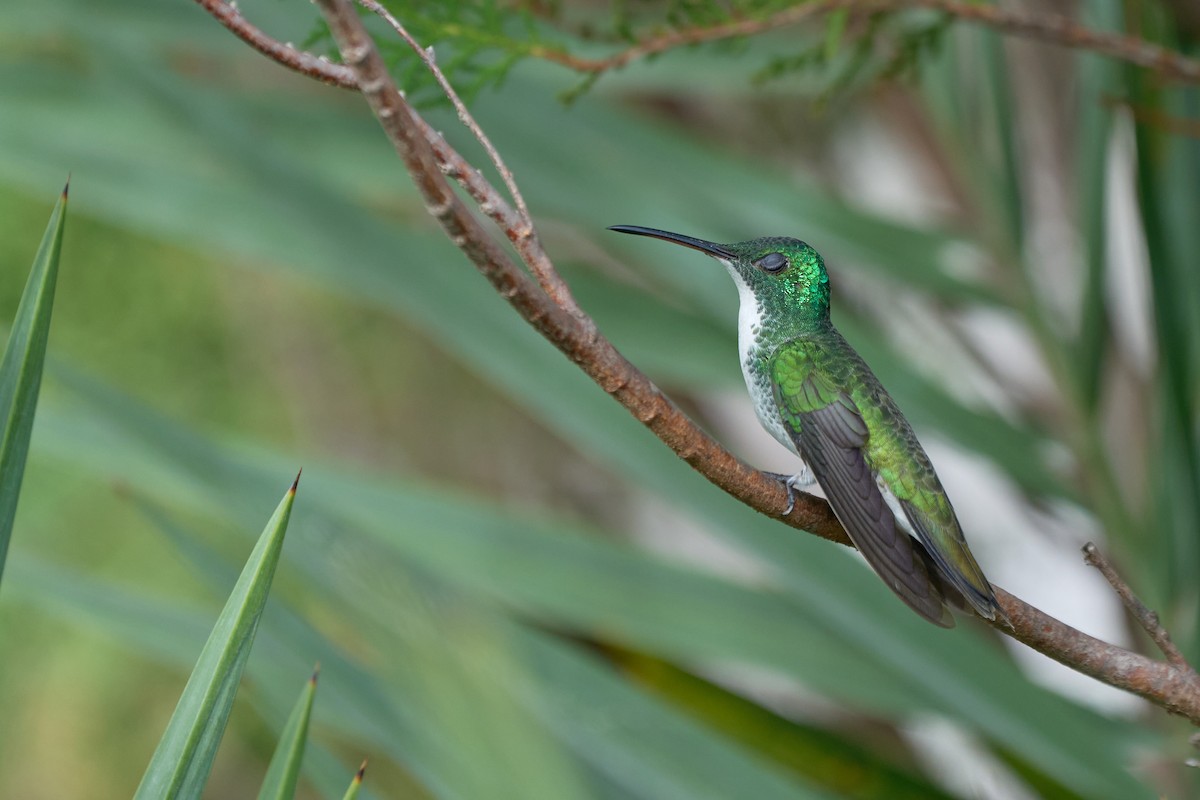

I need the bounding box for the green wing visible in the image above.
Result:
[771,340,953,627]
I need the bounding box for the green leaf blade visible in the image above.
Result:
[341,761,366,800]
[133,475,299,800]
[256,666,319,800]
[0,181,67,580]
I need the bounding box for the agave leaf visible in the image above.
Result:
[0,183,67,580]
[341,761,366,800]
[133,476,299,800]
[6,552,388,799]
[256,667,319,800]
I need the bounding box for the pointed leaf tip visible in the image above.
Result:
[340,760,367,800]
[62,178,70,200]
[134,482,297,799]
[310,662,321,684]
[290,468,302,494]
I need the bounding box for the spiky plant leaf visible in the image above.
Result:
[0,182,67,580]
[133,476,299,800]
[256,667,319,800]
[341,761,367,800]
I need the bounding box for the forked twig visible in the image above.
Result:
[356,0,530,225]
[195,0,357,87]
[1083,542,1193,672]
[352,0,587,317]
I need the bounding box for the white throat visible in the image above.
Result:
[718,259,800,456]
[719,259,763,364]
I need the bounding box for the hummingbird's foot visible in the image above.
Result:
[764,467,815,516]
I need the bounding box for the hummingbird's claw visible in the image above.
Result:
[765,468,815,516]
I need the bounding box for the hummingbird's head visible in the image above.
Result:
[609,226,831,322]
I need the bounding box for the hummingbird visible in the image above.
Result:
[609,225,1002,627]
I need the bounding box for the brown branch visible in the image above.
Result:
[995,586,1200,723]
[196,0,1200,726]
[530,0,1200,85]
[1083,542,1194,672]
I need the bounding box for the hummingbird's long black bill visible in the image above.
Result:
[608,225,735,259]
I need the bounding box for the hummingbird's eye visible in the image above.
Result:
[755,252,788,273]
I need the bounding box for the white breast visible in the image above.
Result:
[719,259,801,457]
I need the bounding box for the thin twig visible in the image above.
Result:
[1082,542,1193,672]
[356,0,531,226]
[530,0,1200,85]
[192,0,357,88]
[198,0,1200,725]
[355,0,585,318]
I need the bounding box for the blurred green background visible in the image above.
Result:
[1,1,1198,798]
